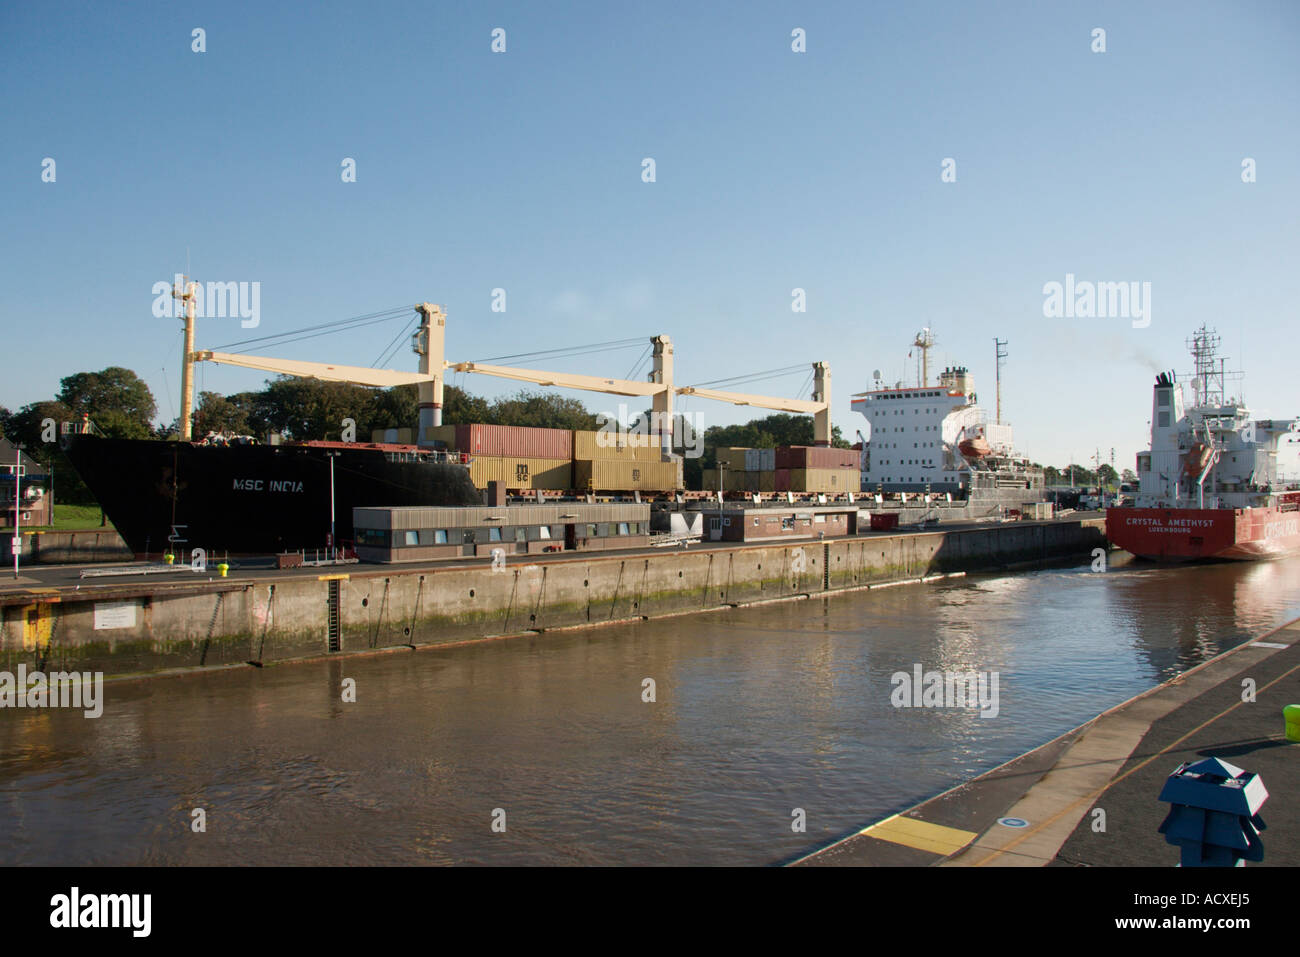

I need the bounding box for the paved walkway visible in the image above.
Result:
[794,617,1300,867]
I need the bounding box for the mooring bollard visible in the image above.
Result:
[217,563,229,578]
[163,553,174,565]
[1285,704,1300,743]
[1157,757,1267,867]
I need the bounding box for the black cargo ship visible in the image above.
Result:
[62,434,482,556]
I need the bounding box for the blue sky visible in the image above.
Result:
[3,0,1297,469]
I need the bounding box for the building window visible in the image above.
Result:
[618,522,630,535]
[515,528,527,542]
[403,530,419,546]
[488,527,502,542]
[434,529,448,544]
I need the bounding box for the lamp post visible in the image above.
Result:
[327,451,340,559]
[10,443,25,580]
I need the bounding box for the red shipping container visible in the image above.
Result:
[775,468,791,492]
[775,446,859,470]
[454,424,572,459]
[870,513,899,530]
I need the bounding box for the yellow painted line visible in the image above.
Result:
[974,656,1300,866]
[860,814,977,856]
[317,573,350,581]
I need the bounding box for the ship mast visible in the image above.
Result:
[1187,325,1225,408]
[173,277,198,441]
[913,328,934,387]
[413,303,446,443]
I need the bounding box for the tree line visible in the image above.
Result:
[1,365,1125,504]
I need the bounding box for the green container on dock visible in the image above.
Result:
[1285,704,1300,743]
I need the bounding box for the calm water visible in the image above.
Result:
[3,556,1299,865]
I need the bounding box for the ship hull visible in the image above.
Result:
[1106,506,1300,562]
[62,436,482,556]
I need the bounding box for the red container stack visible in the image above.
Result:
[449,424,573,459]
[775,446,859,470]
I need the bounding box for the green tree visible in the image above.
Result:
[368,383,420,433]
[56,367,156,439]
[5,401,96,504]
[487,391,598,430]
[253,377,378,441]
[441,384,491,425]
[193,391,251,435]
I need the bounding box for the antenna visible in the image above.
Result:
[1186,325,1225,408]
[993,338,1008,425]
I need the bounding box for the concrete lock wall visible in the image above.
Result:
[3,530,133,565]
[0,519,1105,676]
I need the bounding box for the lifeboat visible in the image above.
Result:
[1183,441,1213,477]
[958,432,991,460]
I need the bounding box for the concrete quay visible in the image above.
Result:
[0,517,1104,677]
[793,615,1300,867]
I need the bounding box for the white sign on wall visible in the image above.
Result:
[94,600,139,630]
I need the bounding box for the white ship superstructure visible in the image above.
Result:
[1135,327,1300,509]
[850,334,1042,501]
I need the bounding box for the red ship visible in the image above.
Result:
[1107,327,1300,562]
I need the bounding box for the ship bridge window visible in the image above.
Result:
[1158,412,1170,427]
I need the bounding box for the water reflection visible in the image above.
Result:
[1,557,1298,865]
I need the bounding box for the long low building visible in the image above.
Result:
[691,503,858,542]
[353,503,651,562]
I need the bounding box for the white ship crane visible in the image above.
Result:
[190,302,832,447]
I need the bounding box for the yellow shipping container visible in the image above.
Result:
[574,458,679,491]
[715,447,750,470]
[467,456,572,490]
[573,429,669,462]
[423,425,458,446]
[789,468,861,492]
[744,471,776,492]
[700,468,722,491]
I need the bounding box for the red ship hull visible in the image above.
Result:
[1107,505,1300,561]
